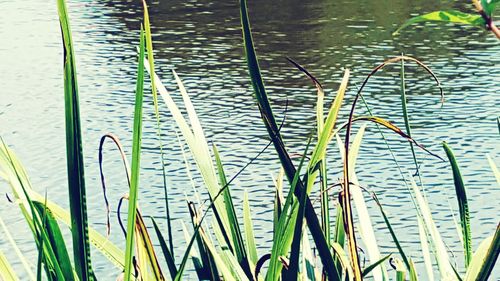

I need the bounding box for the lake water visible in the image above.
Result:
[0,0,499,279]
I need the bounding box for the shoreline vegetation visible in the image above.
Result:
[0,0,498,280]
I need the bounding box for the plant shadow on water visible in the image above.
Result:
[0,0,499,280]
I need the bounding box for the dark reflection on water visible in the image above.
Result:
[1,0,498,279]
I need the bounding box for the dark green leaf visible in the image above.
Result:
[56,0,94,279]
[443,142,472,267]
[239,0,338,278]
[124,26,146,281]
[151,217,178,279]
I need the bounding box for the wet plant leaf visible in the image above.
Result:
[393,10,485,35]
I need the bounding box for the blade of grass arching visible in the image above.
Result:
[0,147,125,271]
[0,140,66,280]
[213,144,252,278]
[0,250,18,281]
[240,4,338,271]
[443,142,472,266]
[142,0,174,260]
[243,191,258,267]
[124,26,146,281]
[151,217,178,279]
[33,201,74,280]
[418,216,434,281]
[29,190,125,268]
[1,140,125,272]
[0,216,35,280]
[284,65,348,281]
[287,58,331,244]
[486,154,500,185]
[56,0,94,278]
[474,223,499,281]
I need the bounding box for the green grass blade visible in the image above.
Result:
[124,27,146,281]
[33,201,74,280]
[333,204,345,277]
[409,259,418,281]
[213,144,252,278]
[243,191,258,267]
[151,217,178,279]
[142,0,175,258]
[464,224,499,281]
[443,142,472,266]
[0,141,66,280]
[56,0,94,278]
[370,193,411,271]
[400,58,423,187]
[0,250,18,281]
[1,140,125,271]
[393,10,485,35]
[362,254,391,278]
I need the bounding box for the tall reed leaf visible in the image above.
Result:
[56,0,94,278]
[337,126,388,281]
[443,142,472,266]
[239,1,338,278]
[243,191,258,267]
[124,27,145,281]
[142,0,174,257]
